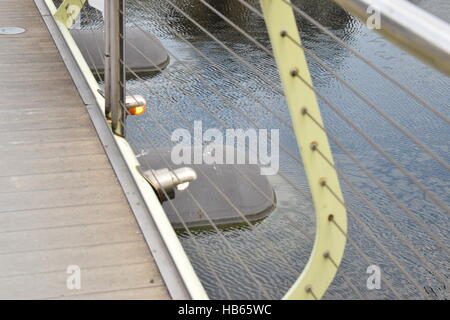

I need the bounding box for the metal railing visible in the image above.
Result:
[50,0,449,300]
[104,0,126,136]
[333,0,450,75]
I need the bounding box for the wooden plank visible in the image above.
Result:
[0,61,68,76]
[0,37,56,54]
[0,184,125,213]
[0,154,110,177]
[0,126,97,145]
[54,285,170,300]
[0,241,152,277]
[0,52,64,65]
[0,98,85,110]
[0,106,85,125]
[0,263,166,300]
[0,69,69,82]
[0,202,132,233]
[0,140,104,160]
[0,222,142,254]
[0,112,91,132]
[0,168,118,193]
[0,113,91,132]
[0,0,41,18]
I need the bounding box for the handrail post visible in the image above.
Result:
[105,0,126,137]
[104,0,111,119]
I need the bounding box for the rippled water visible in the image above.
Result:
[76,0,449,299]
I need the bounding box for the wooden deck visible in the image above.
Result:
[0,0,170,299]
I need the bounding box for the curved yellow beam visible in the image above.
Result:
[54,0,87,28]
[260,0,347,300]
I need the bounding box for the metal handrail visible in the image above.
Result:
[333,0,450,75]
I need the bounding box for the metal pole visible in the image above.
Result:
[104,0,111,119]
[107,0,126,136]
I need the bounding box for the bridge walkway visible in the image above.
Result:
[0,0,170,300]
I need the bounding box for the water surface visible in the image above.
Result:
[80,0,449,299]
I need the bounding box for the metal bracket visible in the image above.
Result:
[139,166,197,203]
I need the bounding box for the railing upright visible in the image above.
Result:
[104,0,111,119]
[105,0,126,136]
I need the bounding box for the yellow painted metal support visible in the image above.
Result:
[54,0,87,28]
[260,0,347,299]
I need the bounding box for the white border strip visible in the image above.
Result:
[40,0,208,300]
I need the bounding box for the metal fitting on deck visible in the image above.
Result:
[141,167,197,202]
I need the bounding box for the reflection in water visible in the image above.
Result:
[80,0,449,299]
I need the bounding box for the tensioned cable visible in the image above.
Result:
[123,81,381,299]
[87,4,298,300]
[113,43,315,298]
[123,7,446,296]
[141,108,381,299]
[124,61,369,299]
[116,28,383,297]
[123,105,272,299]
[318,174,431,298]
[92,3,312,302]
[311,141,448,286]
[120,87,298,300]
[80,3,235,299]
[84,0,436,300]
[129,0,450,258]
[135,0,284,96]
[125,75,402,299]
[120,61,311,280]
[124,22,423,300]
[196,0,450,173]
[199,0,445,276]
[81,0,436,300]
[123,33,306,169]
[194,0,450,230]
[124,4,445,296]
[241,0,450,125]
[120,36,413,298]
[123,45,405,297]
[303,110,450,256]
[126,19,450,261]
[142,0,450,215]
[120,77,275,298]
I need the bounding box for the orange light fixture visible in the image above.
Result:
[127,105,146,116]
[125,95,147,116]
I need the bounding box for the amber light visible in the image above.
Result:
[127,105,146,116]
